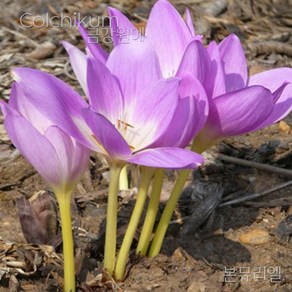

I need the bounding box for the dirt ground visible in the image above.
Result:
[1,0,292,291]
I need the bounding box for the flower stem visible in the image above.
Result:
[148,169,190,257]
[119,165,129,190]
[136,168,164,256]
[148,140,207,257]
[104,166,122,275]
[56,192,75,292]
[115,167,154,281]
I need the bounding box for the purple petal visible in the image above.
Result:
[178,75,209,147]
[176,40,211,84]
[77,22,108,63]
[185,9,203,42]
[146,0,192,77]
[219,34,248,92]
[87,58,123,122]
[127,147,204,169]
[248,67,292,91]
[61,41,89,96]
[127,78,180,150]
[108,7,139,46]
[185,8,195,37]
[206,86,274,138]
[82,108,131,160]
[4,112,61,187]
[44,126,74,184]
[8,83,53,133]
[106,39,161,104]
[257,83,292,129]
[206,41,226,98]
[152,75,208,148]
[12,67,91,149]
[45,126,90,189]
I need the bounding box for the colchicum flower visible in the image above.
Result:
[61,15,209,277]
[11,37,204,278]
[195,34,292,150]
[103,0,292,258]
[0,80,90,292]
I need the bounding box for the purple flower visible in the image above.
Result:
[62,1,209,150]
[195,34,292,149]
[11,40,203,169]
[104,1,292,150]
[0,83,90,194]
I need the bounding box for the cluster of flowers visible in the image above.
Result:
[1,0,292,290]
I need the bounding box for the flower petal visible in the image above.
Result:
[61,41,89,96]
[206,86,274,138]
[44,126,90,191]
[87,58,123,123]
[146,0,192,77]
[257,82,292,129]
[82,108,131,160]
[126,78,180,150]
[4,112,61,187]
[178,75,209,147]
[12,67,91,148]
[206,41,226,98]
[106,39,161,105]
[176,40,211,84]
[127,147,204,169]
[77,22,108,63]
[108,7,138,46]
[184,8,203,42]
[219,34,248,92]
[152,74,208,148]
[185,8,195,37]
[248,67,292,91]
[8,82,53,134]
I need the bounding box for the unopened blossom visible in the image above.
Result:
[0,82,90,194]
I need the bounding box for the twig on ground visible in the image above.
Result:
[216,153,292,177]
[2,26,39,48]
[219,180,292,207]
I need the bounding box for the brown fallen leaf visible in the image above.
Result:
[26,42,56,60]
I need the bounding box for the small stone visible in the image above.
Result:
[239,228,270,245]
[287,205,292,215]
[278,121,290,134]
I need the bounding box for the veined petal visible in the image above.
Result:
[185,8,195,37]
[248,67,292,91]
[219,34,248,92]
[108,7,138,46]
[185,9,203,41]
[126,78,180,150]
[9,83,52,134]
[61,41,89,96]
[152,75,208,148]
[207,86,274,138]
[70,141,91,185]
[176,40,210,84]
[178,75,209,147]
[146,0,192,77]
[4,112,61,187]
[12,67,91,149]
[127,147,204,169]
[87,58,123,123]
[206,41,226,98]
[82,108,131,160]
[44,126,74,185]
[106,39,161,105]
[256,83,292,129]
[77,22,108,63]
[44,126,90,192]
